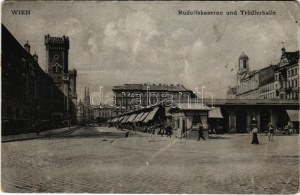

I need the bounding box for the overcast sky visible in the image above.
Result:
[2,1,299,101]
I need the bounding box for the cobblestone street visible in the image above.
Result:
[1,127,299,193]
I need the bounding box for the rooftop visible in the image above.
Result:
[112,83,192,92]
[258,65,277,86]
[281,50,299,65]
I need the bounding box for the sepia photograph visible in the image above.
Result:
[1,1,300,193]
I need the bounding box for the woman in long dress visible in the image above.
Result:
[251,125,259,144]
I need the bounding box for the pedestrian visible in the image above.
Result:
[133,122,137,134]
[284,125,289,135]
[34,121,40,136]
[251,125,259,144]
[166,124,172,138]
[157,124,164,137]
[149,125,156,142]
[197,123,205,141]
[267,122,274,142]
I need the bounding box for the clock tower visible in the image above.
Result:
[45,34,70,112]
[45,34,69,84]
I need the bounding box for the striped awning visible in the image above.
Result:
[143,107,159,123]
[139,112,149,122]
[126,114,137,122]
[133,113,144,122]
[121,115,130,123]
[117,116,124,122]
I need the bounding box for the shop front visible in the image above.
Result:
[169,103,210,139]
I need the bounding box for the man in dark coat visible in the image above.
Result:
[165,124,172,138]
[198,123,205,141]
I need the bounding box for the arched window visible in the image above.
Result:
[52,63,62,73]
[243,60,247,69]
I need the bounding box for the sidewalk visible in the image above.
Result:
[1,126,79,142]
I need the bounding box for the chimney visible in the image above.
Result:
[24,41,31,54]
[32,52,38,63]
[281,47,286,54]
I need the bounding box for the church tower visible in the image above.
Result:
[238,52,249,75]
[236,52,249,95]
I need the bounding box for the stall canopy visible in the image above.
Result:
[143,107,159,123]
[126,114,137,123]
[286,110,299,122]
[171,102,211,111]
[209,107,223,118]
[117,116,124,122]
[121,115,130,123]
[139,112,150,122]
[133,113,144,122]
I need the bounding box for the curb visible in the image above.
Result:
[1,126,79,143]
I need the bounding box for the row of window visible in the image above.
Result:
[116,92,192,98]
[237,78,258,94]
[287,79,298,88]
[260,83,275,93]
[287,67,298,77]
[287,92,299,99]
[3,106,49,120]
[260,92,276,99]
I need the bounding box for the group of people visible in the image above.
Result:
[251,123,275,144]
[149,123,173,142]
[251,122,296,144]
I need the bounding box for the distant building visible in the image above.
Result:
[227,86,236,99]
[112,83,197,111]
[228,47,299,100]
[83,87,93,122]
[259,66,276,99]
[93,105,115,119]
[77,99,84,124]
[275,47,299,99]
[69,69,77,105]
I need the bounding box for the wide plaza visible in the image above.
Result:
[1,126,299,193]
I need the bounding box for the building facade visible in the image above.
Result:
[228,47,299,100]
[45,34,77,122]
[1,24,72,134]
[83,87,94,123]
[93,105,115,119]
[112,84,197,111]
[69,69,77,105]
[76,99,84,124]
[275,47,299,99]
